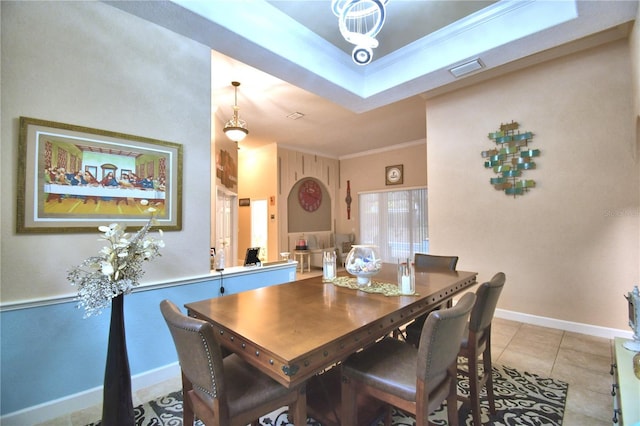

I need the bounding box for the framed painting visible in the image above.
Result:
[17,116,183,233]
[385,164,403,185]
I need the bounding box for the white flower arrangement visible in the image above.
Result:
[67,210,165,317]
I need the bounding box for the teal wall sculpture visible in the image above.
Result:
[482,121,539,197]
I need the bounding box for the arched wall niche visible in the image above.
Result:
[287,177,331,233]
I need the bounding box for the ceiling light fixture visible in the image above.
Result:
[223,81,249,142]
[332,0,388,66]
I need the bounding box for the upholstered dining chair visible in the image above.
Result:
[404,254,459,346]
[414,253,459,271]
[457,272,506,426]
[341,292,476,426]
[159,300,307,426]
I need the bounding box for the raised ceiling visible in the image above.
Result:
[265,1,498,60]
[107,0,638,158]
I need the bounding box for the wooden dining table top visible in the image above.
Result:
[185,264,477,388]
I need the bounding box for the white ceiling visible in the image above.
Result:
[106,0,638,158]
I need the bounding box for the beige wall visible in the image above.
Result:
[631,8,640,283]
[633,9,640,123]
[427,39,639,330]
[337,142,427,241]
[277,147,340,253]
[1,1,212,303]
[237,143,278,263]
[238,146,340,261]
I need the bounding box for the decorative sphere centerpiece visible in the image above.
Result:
[345,245,382,287]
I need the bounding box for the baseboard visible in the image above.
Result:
[495,308,633,340]
[0,362,180,426]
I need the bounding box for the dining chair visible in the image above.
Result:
[159,300,307,426]
[414,253,459,271]
[404,253,459,346]
[341,292,476,426]
[457,272,506,426]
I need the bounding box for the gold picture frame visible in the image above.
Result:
[385,164,404,185]
[17,117,183,233]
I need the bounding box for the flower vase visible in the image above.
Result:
[101,294,134,426]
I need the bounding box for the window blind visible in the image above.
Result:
[359,188,429,263]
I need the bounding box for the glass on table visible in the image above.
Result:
[397,259,415,295]
[323,250,336,280]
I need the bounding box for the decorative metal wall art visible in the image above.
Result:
[482,121,539,197]
[345,180,352,219]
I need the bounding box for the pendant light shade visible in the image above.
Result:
[223,81,249,142]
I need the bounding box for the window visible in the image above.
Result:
[359,188,428,263]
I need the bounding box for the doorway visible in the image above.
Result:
[215,187,237,267]
[251,199,268,263]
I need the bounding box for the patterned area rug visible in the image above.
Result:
[87,364,567,425]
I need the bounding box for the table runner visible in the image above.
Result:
[324,276,419,297]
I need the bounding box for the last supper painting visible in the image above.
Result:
[17,117,183,233]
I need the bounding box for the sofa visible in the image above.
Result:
[288,232,355,268]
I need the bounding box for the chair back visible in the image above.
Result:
[160,300,225,405]
[414,253,458,271]
[469,272,506,333]
[417,292,475,381]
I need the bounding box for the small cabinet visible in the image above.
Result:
[611,337,640,425]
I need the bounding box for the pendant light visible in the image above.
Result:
[332,0,388,65]
[223,81,249,142]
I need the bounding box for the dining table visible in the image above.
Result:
[185,263,477,425]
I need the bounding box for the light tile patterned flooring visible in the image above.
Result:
[491,318,613,425]
[39,270,615,426]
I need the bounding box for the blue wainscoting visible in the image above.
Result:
[0,263,296,421]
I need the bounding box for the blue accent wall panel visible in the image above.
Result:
[0,265,295,416]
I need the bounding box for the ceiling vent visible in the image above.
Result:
[449,59,484,78]
[286,112,305,120]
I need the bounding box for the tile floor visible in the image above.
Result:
[38,269,615,426]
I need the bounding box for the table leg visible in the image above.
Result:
[306,368,384,426]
